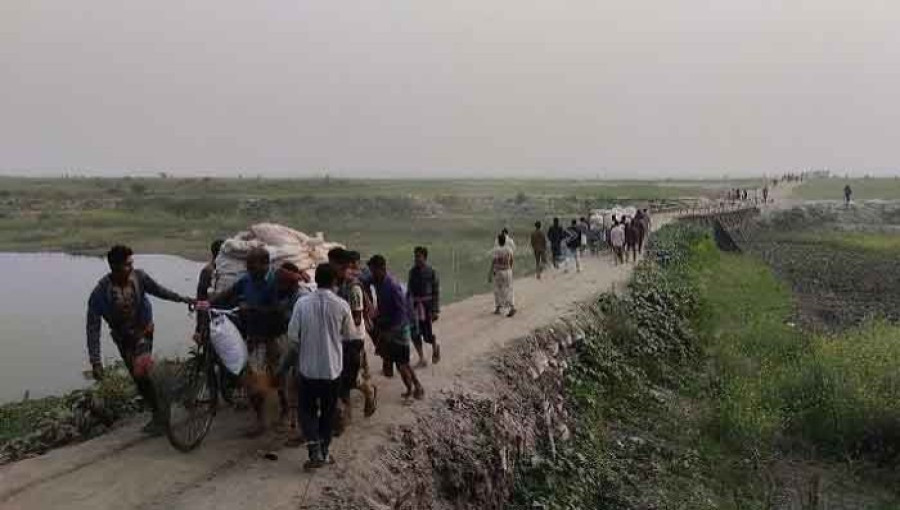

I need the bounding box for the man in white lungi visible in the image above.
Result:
[489,234,516,318]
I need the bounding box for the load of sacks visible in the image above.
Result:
[589,206,638,229]
[213,222,344,293]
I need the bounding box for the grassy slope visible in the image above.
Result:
[0,176,706,303]
[513,224,900,509]
[795,178,900,200]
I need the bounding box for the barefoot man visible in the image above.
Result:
[368,255,425,401]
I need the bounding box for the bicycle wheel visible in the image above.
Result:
[165,346,218,452]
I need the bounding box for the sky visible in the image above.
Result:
[1,1,899,179]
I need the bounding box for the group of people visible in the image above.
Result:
[605,210,651,264]
[87,240,442,469]
[87,206,667,468]
[485,209,654,319]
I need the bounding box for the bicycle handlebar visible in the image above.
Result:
[197,306,239,318]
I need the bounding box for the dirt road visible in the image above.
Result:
[1,244,652,510]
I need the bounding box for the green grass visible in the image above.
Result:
[797,230,900,253]
[0,176,710,304]
[795,178,900,200]
[693,243,900,459]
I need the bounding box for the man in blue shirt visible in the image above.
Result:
[208,246,282,436]
[368,255,424,401]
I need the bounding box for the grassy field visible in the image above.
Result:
[798,230,900,253]
[0,176,713,303]
[795,177,900,200]
[695,238,900,463]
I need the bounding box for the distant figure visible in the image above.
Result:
[633,210,648,253]
[547,217,566,269]
[578,217,591,255]
[609,221,626,265]
[742,189,748,201]
[844,184,853,206]
[407,246,441,366]
[625,219,640,262]
[762,186,769,203]
[489,234,516,317]
[87,245,195,435]
[530,221,548,279]
[563,220,582,273]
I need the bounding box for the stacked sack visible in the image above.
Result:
[213,223,343,293]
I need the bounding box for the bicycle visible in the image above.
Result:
[162,307,240,452]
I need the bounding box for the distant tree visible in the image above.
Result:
[130,182,147,195]
[158,172,168,179]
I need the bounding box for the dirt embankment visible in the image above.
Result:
[311,323,582,510]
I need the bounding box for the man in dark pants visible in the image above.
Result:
[408,246,440,367]
[334,250,378,432]
[369,255,424,400]
[283,264,351,469]
[87,245,195,435]
[547,217,566,269]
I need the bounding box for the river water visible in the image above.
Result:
[0,253,204,403]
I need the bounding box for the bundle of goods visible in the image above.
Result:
[213,223,343,293]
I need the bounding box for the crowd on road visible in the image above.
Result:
[87,241,442,468]
[84,205,662,469]
[488,209,653,321]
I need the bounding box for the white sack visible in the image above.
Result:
[209,315,247,375]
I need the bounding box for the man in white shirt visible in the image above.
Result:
[284,263,352,469]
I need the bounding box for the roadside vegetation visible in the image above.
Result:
[0,364,140,464]
[512,221,900,509]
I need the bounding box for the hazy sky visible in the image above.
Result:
[2,1,899,178]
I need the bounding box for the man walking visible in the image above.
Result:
[609,221,626,265]
[334,250,378,427]
[284,264,350,469]
[408,246,441,366]
[844,184,853,206]
[625,219,640,262]
[87,245,195,435]
[489,234,516,317]
[368,255,425,400]
[530,221,548,279]
[578,217,591,256]
[547,218,566,269]
[563,220,582,273]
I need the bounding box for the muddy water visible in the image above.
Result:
[0,253,204,403]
